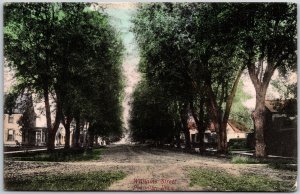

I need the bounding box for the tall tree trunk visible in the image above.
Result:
[190,99,205,152]
[218,126,227,154]
[220,68,244,154]
[88,128,94,149]
[65,125,71,149]
[180,102,191,149]
[47,130,56,151]
[74,116,81,148]
[44,88,53,150]
[198,97,206,152]
[247,60,275,157]
[46,112,61,151]
[44,88,52,133]
[175,133,181,148]
[204,82,221,151]
[62,116,72,149]
[252,91,267,157]
[44,86,62,151]
[94,135,98,146]
[183,130,190,149]
[52,93,62,150]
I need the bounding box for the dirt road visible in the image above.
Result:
[4,145,297,191]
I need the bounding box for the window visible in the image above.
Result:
[7,129,14,141]
[36,131,41,144]
[8,115,14,123]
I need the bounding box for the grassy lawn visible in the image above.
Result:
[231,156,297,171]
[189,168,294,192]
[5,148,102,162]
[5,171,126,191]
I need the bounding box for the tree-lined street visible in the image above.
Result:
[3,2,297,192]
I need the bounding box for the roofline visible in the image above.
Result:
[227,121,242,133]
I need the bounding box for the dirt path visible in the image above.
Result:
[4,144,297,191]
[106,145,198,191]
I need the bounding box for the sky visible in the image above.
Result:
[104,4,141,141]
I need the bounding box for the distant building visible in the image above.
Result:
[4,113,48,147]
[264,99,297,157]
[3,113,23,146]
[226,120,248,142]
[186,117,248,148]
[3,93,47,147]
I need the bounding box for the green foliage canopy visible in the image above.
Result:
[4,3,125,144]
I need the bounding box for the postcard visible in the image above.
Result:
[3,1,297,192]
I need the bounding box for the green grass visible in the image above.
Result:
[268,162,297,171]
[5,171,126,191]
[230,156,297,171]
[189,168,294,192]
[231,156,259,164]
[6,148,102,162]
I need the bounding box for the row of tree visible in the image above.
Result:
[4,3,125,150]
[130,3,296,156]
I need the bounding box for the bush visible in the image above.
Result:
[228,138,248,150]
[231,156,259,164]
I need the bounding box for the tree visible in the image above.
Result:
[4,92,18,115]
[53,4,124,149]
[132,3,201,148]
[132,3,246,152]
[17,93,37,145]
[4,3,124,150]
[227,3,297,157]
[230,81,253,129]
[5,3,67,150]
[130,79,180,145]
[271,71,297,99]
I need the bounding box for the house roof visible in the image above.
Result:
[207,119,249,133]
[228,119,249,133]
[265,99,297,114]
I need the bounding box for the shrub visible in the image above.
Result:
[231,156,259,164]
[228,138,249,150]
